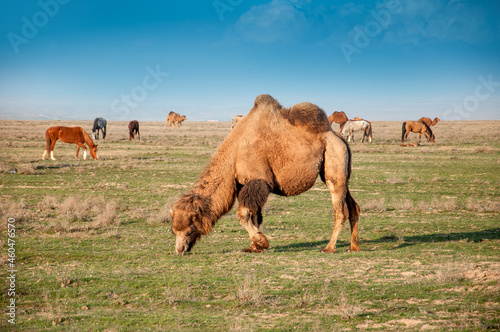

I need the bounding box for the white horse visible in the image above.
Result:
[341,120,372,142]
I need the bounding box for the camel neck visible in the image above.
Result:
[191,143,237,223]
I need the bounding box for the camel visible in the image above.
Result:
[328,111,348,129]
[165,111,187,128]
[402,121,435,143]
[170,94,360,255]
[231,115,244,129]
[418,117,440,127]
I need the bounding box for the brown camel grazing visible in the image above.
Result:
[418,117,440,127]
[328,111,348,129]
[42,126,98,160]
[402,121,435,143]
[170,94,360,255]
[231,115,244,129]
[165,111,187,128]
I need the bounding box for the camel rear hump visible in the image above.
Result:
[252,94,330,134]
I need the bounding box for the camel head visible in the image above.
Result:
[429,134,435,143]
[170,194,209,255]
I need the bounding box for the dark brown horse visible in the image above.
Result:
[128,120,140,140]
[402,121,435,143]
[42,126,98,160]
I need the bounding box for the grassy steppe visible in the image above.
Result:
[0,119,499,331]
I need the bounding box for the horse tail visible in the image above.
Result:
[366,121,373,141]
[45,129,52,152]
[401,122,406,142]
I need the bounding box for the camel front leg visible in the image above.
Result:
[236,179,271,253]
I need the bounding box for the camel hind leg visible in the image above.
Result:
[321,132,360,253]
[236,179,271,253]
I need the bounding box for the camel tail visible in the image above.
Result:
[401,122,406,142]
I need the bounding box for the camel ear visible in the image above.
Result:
[95,144,98,148]
[170,209,175,218]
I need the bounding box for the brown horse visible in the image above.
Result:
[418,117,440,126]
[42,126,98,160]
[402,121,435,143]
[129,120,140,140]
[170,94,360,255]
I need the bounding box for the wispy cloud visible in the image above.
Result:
[387,0,500,44]
[235,0,310,44]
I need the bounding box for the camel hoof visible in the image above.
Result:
[320,248,336,253]
[349,246,361,252]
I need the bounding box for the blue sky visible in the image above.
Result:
[1,0,499,121]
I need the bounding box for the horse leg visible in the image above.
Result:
[236,179,271,253]
[418,133,422,143]
[75,143,87,159]
[49,139,57,160]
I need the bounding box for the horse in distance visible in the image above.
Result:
[341,120,372,142]
[92,117,107,140]
[128,120,140,140]
[402,121,435,143]
[42,126,98,160]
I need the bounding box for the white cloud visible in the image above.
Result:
[235,0,310,44]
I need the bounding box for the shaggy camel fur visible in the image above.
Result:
[418,117,440,127]
[165,111,187,128]
[170,94,360,255]
[231,115,244,129]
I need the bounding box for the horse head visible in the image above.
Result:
[90,144,99,160]
[170,194,209,255]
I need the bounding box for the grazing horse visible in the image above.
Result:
[231,115,244,129]
[92,117,107,140]
[418,117,440,127]
[42,126,98,160]
[341,120,372,142]
[128,120,140,140]
[402,121,435,143]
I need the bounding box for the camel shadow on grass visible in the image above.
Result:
[272,228,499,253]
